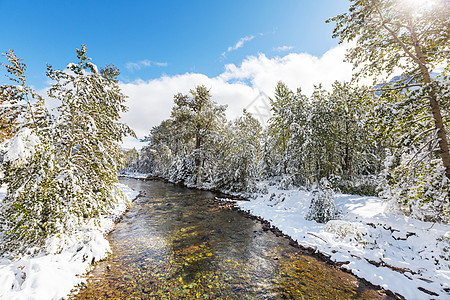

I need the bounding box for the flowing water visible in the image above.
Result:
[73,178,391,299]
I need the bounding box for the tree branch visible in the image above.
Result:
[373,4,422,66]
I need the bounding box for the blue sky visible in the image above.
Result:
[1,0,357,146]
[1,0,349,89]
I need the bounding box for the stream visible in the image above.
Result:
[73,178,391,299]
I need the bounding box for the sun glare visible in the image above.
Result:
[404,0,435,7]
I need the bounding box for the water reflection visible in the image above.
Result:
[73,178,390,299]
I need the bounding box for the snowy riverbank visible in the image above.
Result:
[236,185,450,299]
[0,183,139,300]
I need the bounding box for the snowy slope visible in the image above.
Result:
[0,183,138,300]
[237,185,450,299]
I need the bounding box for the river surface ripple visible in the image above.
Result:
[73,178,391,299]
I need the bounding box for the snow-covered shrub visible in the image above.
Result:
[168,156,196,185]
[380,152,449,223]
[436,232,450,262]
[329,174,379,196]
[305,179,337,223]
[278,174,295,190]
[325,220,368,242]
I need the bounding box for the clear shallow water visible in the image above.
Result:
[73,178,391,299]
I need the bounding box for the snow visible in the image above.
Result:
[1,128,40,164]
[0,183,138,300]
[236,184,450,299]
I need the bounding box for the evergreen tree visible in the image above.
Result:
[327,82,381,194]
[123,148,140,172]
[170,85,226,185]
[46,44,135,226]
[266,82,308,187]
[0,50,49,143]
[328,0,449,221]
[146,119,178,178]
[215,111,262,192]
[0,46,134,254]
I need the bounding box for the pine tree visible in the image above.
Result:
[0,50,49,143]
[215,111,262,192]
[266,82,308,187]
[328,0,450,221]
[0,46,134,255]
[46,44,135,226]
[170,85,226,185]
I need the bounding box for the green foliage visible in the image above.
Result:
[329,0,450,222]
[328,0,450,81]
[0,46,134,255]
[265,81,378,190]
[215,111,262,192]
[146,86,227,186]
[305,179,337,224]
[266,81,307,180]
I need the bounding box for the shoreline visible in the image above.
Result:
[120,173,406,299]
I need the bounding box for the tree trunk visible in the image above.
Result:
[195,132,201,168]
[427,87,450,179]
[412,34,450,179]
[195,131,202,185]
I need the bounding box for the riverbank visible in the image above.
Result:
[235,185,449,299]
[0,183,139,300]
[122,172,450,299]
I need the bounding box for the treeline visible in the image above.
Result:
[125,85,262,193]
[126,82,378,193]
[0,46,133,254]
[126,0,449,223]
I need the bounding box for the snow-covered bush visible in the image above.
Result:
[305,179,337,223]
[325,220,368,242]
[380,152,449,223]
[437,232,450,262]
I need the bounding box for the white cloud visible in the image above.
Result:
[126,59,168,72]
[120,43,358,139]
[119,74,259,138]
[153,62,168,67]
[273,45,294,52]
[220,43,355,96]
[222,35,255,57]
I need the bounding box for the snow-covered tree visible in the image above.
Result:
[169,85,226,185]
[0,46,134,254]
[122,148,140,172]
[215,111,262,192]
[265,81,378,191]
[329,0,450,221]
[0,50,49,143]
[45,44,135,224]
[373,79,449,222]
[145,119,177,177]
[0,51,57,254]
[266,82,308,187]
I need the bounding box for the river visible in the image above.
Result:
[73,178,391,299]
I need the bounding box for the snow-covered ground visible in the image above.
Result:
[236,185,450,299]
[0,183,138,300]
